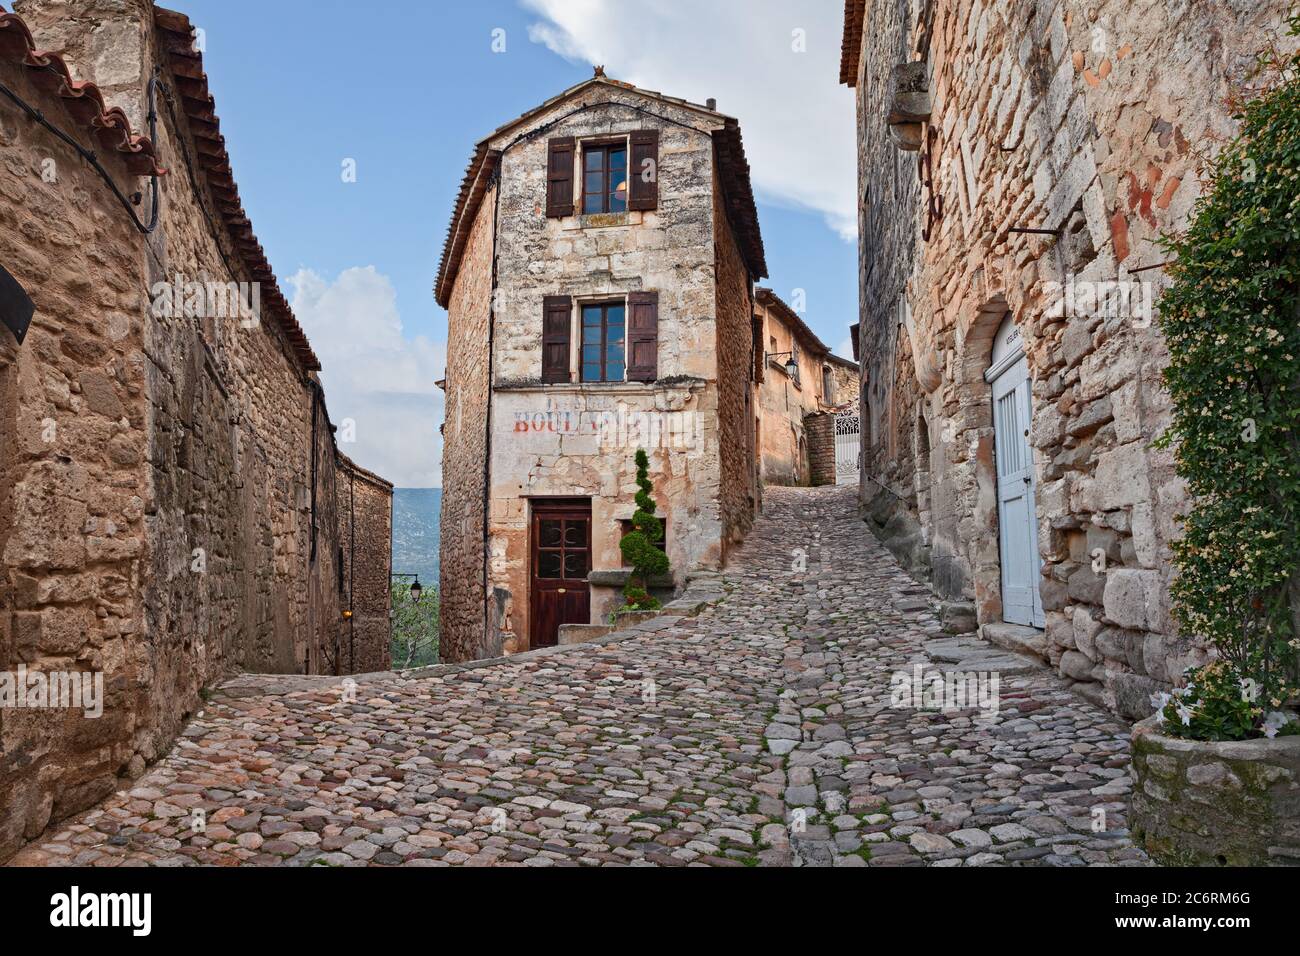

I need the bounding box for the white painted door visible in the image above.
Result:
[991,355,1044,628]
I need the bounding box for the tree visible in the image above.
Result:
[390,581,439,668]
[618,449,670,610]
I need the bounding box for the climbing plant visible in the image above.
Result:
[618,449,670,611]
[1153,13,1300,739]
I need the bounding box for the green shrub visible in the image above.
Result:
[1153,13,1300,739]
[617,449,669,611]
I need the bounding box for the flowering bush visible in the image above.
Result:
[1154,661,1299,741]
[1153,13,1300,740]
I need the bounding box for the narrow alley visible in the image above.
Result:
[9,487,1144,867]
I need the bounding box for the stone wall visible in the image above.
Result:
[337,454,393,675]
[804,411,837,487]
[0,0,387,860]
[846,0,1291,717]
[437,186,495,662]
[713,161,756,551]
[1130,718,1300,866]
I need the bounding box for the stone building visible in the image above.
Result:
[0,1,390,859]
[752,287,858,486]
[436,72,766,660]
[336,454,394,676]
[840,0,1289,716]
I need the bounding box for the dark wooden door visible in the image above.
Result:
[529,500,592,648]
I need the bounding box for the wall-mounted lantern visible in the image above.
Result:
[769,351,800,378]
[0,264,35,345]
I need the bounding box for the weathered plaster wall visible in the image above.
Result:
[754,299,837,487]
[850,0,1291,716]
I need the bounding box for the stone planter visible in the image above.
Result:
[1129,716,1300,866]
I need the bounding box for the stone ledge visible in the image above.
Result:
[587,569,675,589]
[1129,716,1300,866]
[981,622,1049,661]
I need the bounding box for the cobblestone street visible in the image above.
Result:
[11,486,1147,867]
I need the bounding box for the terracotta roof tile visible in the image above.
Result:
[839,0,866,87]
[152,6,319,370]
[0,7,166,176]
[755,286,857,369]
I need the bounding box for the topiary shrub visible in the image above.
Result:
[617,449,669,612]
[1153,13,1300,740]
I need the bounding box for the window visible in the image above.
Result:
[823,366,836,404]
[581,302,626,382]
[583,144,628,214]
[791,342,801,387]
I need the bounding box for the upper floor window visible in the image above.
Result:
[583,145,628,214]
[581,302,626,382]
[542,293,658,384]
[547,131,659,219]
[823,365,836,403]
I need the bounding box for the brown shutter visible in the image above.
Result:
[626,291,659,382]
[628,129,659,211]
[542,295,572,383]
[546,137,575,217]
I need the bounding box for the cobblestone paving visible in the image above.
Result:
[10,486,1148,867]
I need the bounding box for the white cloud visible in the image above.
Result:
[522,0,857,240]
[288,267,445,488]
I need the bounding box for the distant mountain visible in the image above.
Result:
[392,488,440,590]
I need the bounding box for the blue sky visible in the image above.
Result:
[179,0,857,486]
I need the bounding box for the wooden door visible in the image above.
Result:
[992,355,1044,627]
[529,500,592,648]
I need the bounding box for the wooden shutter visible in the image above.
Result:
[542,295,572,383]
[628,129,659,211]
[546,137,575,217]
[627,291,659,382]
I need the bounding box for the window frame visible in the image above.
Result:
[581,139,630,215]
[579,300,628,384]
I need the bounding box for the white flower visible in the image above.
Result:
[1176,702,1195,726]
[1262,711,1296,739]
[1150,692,1172,726]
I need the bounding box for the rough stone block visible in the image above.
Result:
[1103,568,1162,631]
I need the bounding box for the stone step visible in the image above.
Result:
[981,622,1049,662]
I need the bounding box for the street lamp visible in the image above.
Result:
[393,572,425,603]
[769,350,800,378]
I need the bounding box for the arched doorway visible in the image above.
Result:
[985,314,1044,628]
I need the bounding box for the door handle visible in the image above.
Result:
[1023,476,1031,485]
[557,588,567,594]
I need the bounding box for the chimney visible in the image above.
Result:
[706,97,717,111]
